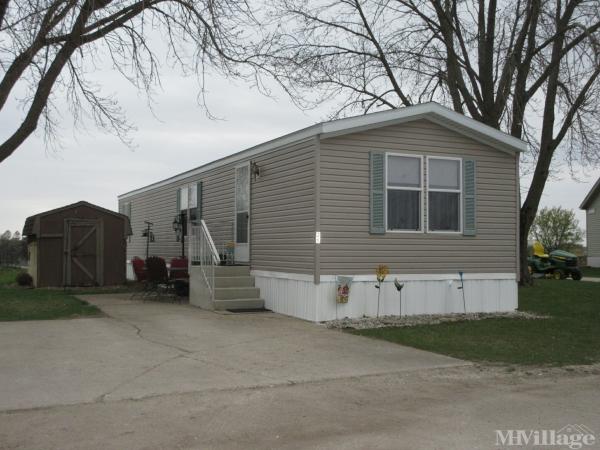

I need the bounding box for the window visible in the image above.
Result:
[188,185,197,224]
[427,157,461,232]
[177,185,198,236]
[386,155,422,231]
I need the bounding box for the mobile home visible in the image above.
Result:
[580,178,600,267]
[118,102,524,321]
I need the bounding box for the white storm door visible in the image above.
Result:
[234,164,250,263]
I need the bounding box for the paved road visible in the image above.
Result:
[1,295,598,449]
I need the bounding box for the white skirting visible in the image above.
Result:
[587,256,600,268]
[252,271,518,322]
[126,260,135,281]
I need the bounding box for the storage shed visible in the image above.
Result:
[23,201,132,287]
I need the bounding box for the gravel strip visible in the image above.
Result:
[326,311,548,330]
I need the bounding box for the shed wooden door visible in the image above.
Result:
[64,219,103,286]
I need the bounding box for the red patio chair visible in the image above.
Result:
[169,257,189,300]
[169,257,189,280]
[132,257,147,282]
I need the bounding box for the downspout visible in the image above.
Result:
[516,154,521,283]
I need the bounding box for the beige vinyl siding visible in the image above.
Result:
[119,139,316,273]
[119,183,182,261]
[586,194,600,258]
[318,118,518,275]
[251,140,316,273]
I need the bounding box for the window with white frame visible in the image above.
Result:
[427,157,462,232]
[177,185,198,236]
[386,155,422,231]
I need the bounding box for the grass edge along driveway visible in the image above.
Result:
[0,267,102,321]
[352,280,600,366]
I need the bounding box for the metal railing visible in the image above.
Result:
[189,220,220,298]
[205,219,234,263]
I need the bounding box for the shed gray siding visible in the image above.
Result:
[119,139,316,274]
[585,194,600,258]
[318,119,519,275]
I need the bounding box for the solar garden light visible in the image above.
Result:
[457,271,466,313]
[394,278,405,316]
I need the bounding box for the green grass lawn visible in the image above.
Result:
[0,266,107,321]
[581,267,600,278]
[352,280,600,366]
[0,288,102,321]
[0,266,21,287]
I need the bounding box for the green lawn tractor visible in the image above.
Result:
[528,242,582,281]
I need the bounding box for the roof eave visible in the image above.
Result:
[580,178,600,209]
[118,102,527,200]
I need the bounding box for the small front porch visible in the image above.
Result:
[190,264,264,311]
[188,221,264,312]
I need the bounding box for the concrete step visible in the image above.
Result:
[213,298,265,311]
[214,286,261,300]
[214,265,250,277]
[214,276,255,288]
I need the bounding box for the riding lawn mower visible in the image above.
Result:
[527,242,582,281]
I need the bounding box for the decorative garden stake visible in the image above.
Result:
[374,265,389,317]
[457,271,466,313]
[394,278,405,316]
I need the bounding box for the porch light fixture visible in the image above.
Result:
[251,161,261,180]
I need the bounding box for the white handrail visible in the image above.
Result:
[200,219,220,265]
[189,221,221,300]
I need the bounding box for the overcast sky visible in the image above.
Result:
[1,63,599,236]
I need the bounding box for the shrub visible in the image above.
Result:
[15,271,33,287]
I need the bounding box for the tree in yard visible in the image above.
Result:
[255,0,600,283]
[0,0,261,164]
[0,230,27,265]
[529,206,583,252]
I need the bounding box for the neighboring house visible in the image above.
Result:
[118,102,525,321]
[23,201,131,287]
[580,178,600,268]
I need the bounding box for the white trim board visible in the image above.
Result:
[119,102,526,200]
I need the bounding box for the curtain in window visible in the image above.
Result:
[387,190,420,230]
[429,192,460,231]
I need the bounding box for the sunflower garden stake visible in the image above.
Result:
[374,265,389,317]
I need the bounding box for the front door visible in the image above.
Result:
[234,164,250,263]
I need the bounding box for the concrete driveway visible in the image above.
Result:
[2,295,599,449]
[0,294,463,412]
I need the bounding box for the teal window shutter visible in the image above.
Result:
[176,188,181,215]
[196,182,203,221]
[370,151,386,234]
[463,159,476,236]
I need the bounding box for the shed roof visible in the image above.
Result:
[580,178,600,210]
[23,201,132,237]
[118,102,527,200]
